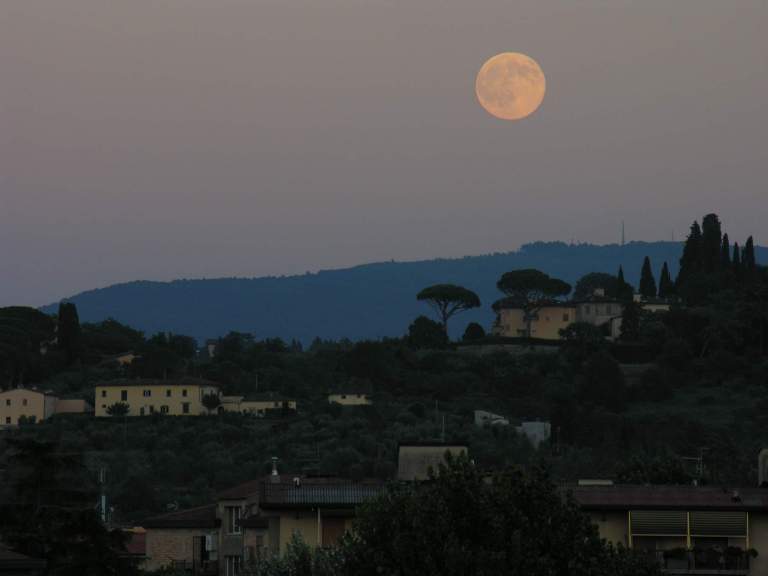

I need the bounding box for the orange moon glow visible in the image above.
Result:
[475,52,546,121]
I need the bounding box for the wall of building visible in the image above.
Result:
[748,513,768,574]
[54,399,91,415]
[0,389,49,426]
[95,384,217,417]
[588,511,628,546]
[328,394,370,406]
[493,306,576,340]
[144,528,203,572]
[278,511,320,551]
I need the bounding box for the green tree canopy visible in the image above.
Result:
[106,402,130,417]
[657,262,674,299]
[573,272,618,300]
[57,302,82,365]
[340,455,658,576]
[407,316,449,350]
[462,322,486,342]
[416,284,480,331]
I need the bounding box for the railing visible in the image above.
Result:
[650,549,751,574]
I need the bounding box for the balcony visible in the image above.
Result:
[651,548,752,575]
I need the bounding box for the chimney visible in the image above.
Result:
[270,457,280,483]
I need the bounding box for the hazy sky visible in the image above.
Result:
[1,1,766,306]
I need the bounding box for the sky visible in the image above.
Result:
[1,0,766,307]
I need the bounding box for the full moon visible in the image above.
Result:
[475,52,546,121]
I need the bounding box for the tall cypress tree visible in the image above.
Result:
[678,220,702,287]
[57,302,81,365]
[616,266,633,301]
[721,233,731,269]
[701,213,722,273]
[639,256,657,299]
[733,242,742,272]
[744,236,756,272]
[658,261,674,299]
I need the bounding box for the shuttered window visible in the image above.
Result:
[631,511,687,536]
[690,511,747,537]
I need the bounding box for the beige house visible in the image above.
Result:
[328,393,371,406]
[397,443,468,481]
[94,378,220,418]
[220,394,297,416]
[0,388,91,427]
[493,302,576,340]
[572,483,768,574]
[0,388,57,426]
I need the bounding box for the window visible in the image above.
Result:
[143,390,151,397]
[563,313,570,322]
[5,399,10,406]
[182,389,188,397]
[341,395,347,399]
[101,390,107,398]
[5,417,10,424]
[22,398,28,406]
[149,405,155,414]
[121,390,128,401]
[224,555,241,576]
[166,389,172,397]
[273,402,279,408]
[140,407,145,416]
[102,404,106,409]
[182,402,190,414]
[161,405,169,414]
[226,506,242,534]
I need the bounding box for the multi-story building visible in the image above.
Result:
[327,392,371,406]
[571,483,768,575]
[0,388,91,427]
[219,394,297,416]
[94,378,220,417]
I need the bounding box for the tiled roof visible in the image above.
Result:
[259,478,384,509]
[142,504,219,529]
[568,485,768,512]
[217,480,263,500]
[493,298,575,310]
[96,378,219,388]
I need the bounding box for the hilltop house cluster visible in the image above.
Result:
[492,289,671,340]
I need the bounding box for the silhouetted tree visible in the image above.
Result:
[639,257,657,299]
[573,272,618,300]
[578,351,627,411]
[462,322,486,342]
[744,236,756,273]
[733,242,742,271]
[106,402,130,417]
[721,233,731,269]
[407,316,448,350]
[700,213,722,273]
[202,392,221,413]
[658,262,674,299]
[416,284,480,332]
[616,266,633,301]
[619,301,641,342]
[57,302,82,364]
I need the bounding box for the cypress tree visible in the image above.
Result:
[701,213,722,273]
[658,261,674,299]
[616,266,633,301]
[721,233,731,269]
[639,256,657,299]
[733,242,742,272]
[57,302,81,365]
[678,220,702,287]
[744,236,756,272]
[619,300,641,342]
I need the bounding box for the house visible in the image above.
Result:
[94,378,220,417]
[205,340,218,358]
[141,465,384,574]
[515,420,551,448]
[492,302,576,340]
[100,351,140,367]
[396,443,468,481]
[0,388,58,427]
[474,410,509,427]
[220,394,297,416]
[327,393,371,406]
[0,388,91,427]
[571,483,768,575]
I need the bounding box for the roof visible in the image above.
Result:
[493,299,576,311]
[568,484,768,512]
[96,378,219,388]
[242,393,293,402]
[217,479,263,500]
[259,478,384,509]
[0,546,47,569]
[141,504,219,529]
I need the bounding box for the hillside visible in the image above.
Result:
[41,240,762,343]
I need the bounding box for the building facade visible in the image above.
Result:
[0,388,91,427]
[94,379,220,418]
[219,394,297,416]
[327,393,371,406]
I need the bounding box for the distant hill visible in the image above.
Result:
[40,241,767,343]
